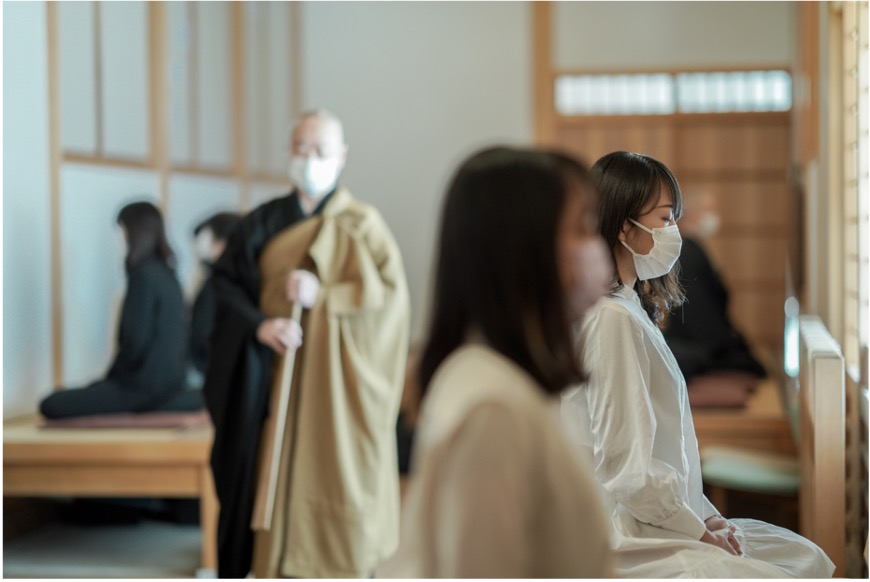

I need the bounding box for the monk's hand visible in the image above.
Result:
[256,317,303,355]
[286,270,320,308]
[700,526,742,557]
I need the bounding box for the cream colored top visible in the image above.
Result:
[382,343,613,578]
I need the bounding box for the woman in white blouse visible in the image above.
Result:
[562,150,834,578]
[381,147,614,578]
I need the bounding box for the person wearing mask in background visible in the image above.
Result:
[662,191,766,391]
[41,201,188,419]
[381,147,614,578]
[188,211,242,385]
[203,109,410,578]
[561,151,834,578]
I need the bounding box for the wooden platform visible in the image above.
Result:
[692,377,797,457]
[3,414,217,574]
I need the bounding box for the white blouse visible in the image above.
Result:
[382,343,613,578]
[562,285,717,541]
[562,287,835,579]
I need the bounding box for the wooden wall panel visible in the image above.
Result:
[679,179,791,231]
[675,121,790,173]
[554,121,676,167]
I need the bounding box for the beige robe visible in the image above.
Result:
[252,188,410,578]
[380,343,614,578]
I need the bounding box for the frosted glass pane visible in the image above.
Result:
[653,75,675,114]
[197,2,232,169]
[100,1,149,159]
[267,1,293,175]
[168,2,193,165]
[555,77,572,114]
[59,1,97,154]
[749,71,766,111]
[770,70,792,110]
[60,165,159,385]
[166,174,241,298]
[244,2,266,174]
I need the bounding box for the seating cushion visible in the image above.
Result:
[688,375,752,408]
[700,445,800,495]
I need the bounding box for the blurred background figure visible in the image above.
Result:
[662,191,766,407]
[40,202,191,419]
[187,211,242,389]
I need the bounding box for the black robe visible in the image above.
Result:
[663,237,766,381]
[189,271,217,376]
[202,189,333,578]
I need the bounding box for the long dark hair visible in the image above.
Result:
[419,146,597,396]
[117,201,175,272]
[591,151,684,323]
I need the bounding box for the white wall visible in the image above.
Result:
[554,1,793,70]
[3,1,54,417]
[302,1,534,339]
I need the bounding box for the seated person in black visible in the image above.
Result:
[40,202,192,419]
[188,212,241,386]
[663,192,766,384]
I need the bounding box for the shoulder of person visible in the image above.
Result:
[429,345,545,413]
[333,191,398,244]
[581,293,646,339]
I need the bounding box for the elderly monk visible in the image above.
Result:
[203,109,410,578]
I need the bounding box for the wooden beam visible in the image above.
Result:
[149,2,169,212]
[532,1,553,146]
[46,1,63,388]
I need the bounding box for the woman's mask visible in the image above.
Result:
[620,218,682,281]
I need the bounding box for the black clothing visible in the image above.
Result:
[41,257,188,419]
[189,271,218,375]
[202,190,333,578]
[663,237,766,382]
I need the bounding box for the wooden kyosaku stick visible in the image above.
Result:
[251,301,304,531]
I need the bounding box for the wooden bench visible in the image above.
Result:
[692,376,797,457]
[3,414,218,575]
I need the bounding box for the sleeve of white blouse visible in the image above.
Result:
[701,495,720,521]
[579,304,707,540]
[433,402,531,577]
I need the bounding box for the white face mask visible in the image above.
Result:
[194,229,216,264]
[696,212,720,239]
[288,155,341,198]
[620,218,682,281]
